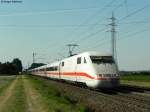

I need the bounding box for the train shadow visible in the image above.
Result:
[97,85,150,95]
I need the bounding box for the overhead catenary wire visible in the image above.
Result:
[83,3,150,51]
[118,26,150,41]
[112,0,126,12]
[66,0,116,43]
[48,0,117,56]
[0,7,105,17]
[118,19,150,24]
[74,27,107,43]
[118,4,150,22]
[87,22,150,51]
[81,1,150,46]
[1,19,150,28]
[82,17,150,51]
[48,2,150,66]
[124,0,129,15]
[79,20,150,49]
[0,23,108,28]
[70,0,125,45]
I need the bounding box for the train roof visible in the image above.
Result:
[65,51,112,59]
[29,51,112,71]
[80,51,112,56]
[31,64,47,70]
[46,61,60,67]
[58,51,112,62]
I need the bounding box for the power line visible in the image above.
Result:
[43,0,116,55]
[124,0,129,15]
[0,24,105,28]
[82,3,150,51]
[1,19,150,28]
[119,4,150,21]
[0,7,104,17]
[112,0,125,12]
[82,34,107,51]
[69,0,125,45]
[89,1,150,48]
[118,27,150,41]
[88,25,150,50]
[118,19,150,24]
[66,0,116,42]
[75,27,107,43]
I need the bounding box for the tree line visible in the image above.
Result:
[0,58,22,75]
[28,63,45,69]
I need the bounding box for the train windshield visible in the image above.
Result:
[90,56,114,64]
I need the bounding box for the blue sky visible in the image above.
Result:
[0,0,150,71]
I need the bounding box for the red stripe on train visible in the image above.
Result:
[47,72,110,80]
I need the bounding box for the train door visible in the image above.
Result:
[75,57,82,82]
[58,62,61,79]
[76,56,87,83]
[44,67,47,77]
[74,63,77,82]
[67,59,77,82]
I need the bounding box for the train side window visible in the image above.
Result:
[77,57,81,64]
[55,66,58,71]
[62,62,64,66]
[84,57,87,63]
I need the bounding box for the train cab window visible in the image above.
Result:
[77,57,81,64]
[84,57,87,63]
[62,62,64,66]
[90,56,114,64]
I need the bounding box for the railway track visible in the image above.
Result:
[96,88,150,111]
[32,75,150,112]
[96,85,150,108]
[73,83,150,112]
[117,85,150,93]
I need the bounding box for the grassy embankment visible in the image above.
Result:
[26,75,87,112]
[120,74,150,88]
[0,75,27,112]
[0,75,16,94]
[0,75,88,112]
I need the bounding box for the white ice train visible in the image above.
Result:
[29,51,120,88]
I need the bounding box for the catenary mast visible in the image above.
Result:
[110,12,117,62]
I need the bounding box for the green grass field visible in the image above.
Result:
[0,75,88,112]
[1,74,149,111]
[120,74,150,88]
[0,75,16,94]
[121,74,150,82]
[27,75,87,112]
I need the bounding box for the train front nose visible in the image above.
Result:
[100,78,120,88]
[93,77,120,88]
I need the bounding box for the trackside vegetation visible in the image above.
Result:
[27,75,88,112]
[0,76,27,112]
[121,73,150,82]
[0,76,16,94]
[120,72,150,88]
[0,75,90,112]
[0,58,22,75]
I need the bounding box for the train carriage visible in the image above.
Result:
[29,51,120,88]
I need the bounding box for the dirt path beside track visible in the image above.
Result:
[0,75,50,112]
[23,75,49,112]
[1,75,149,112]
[0,76,17,111]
